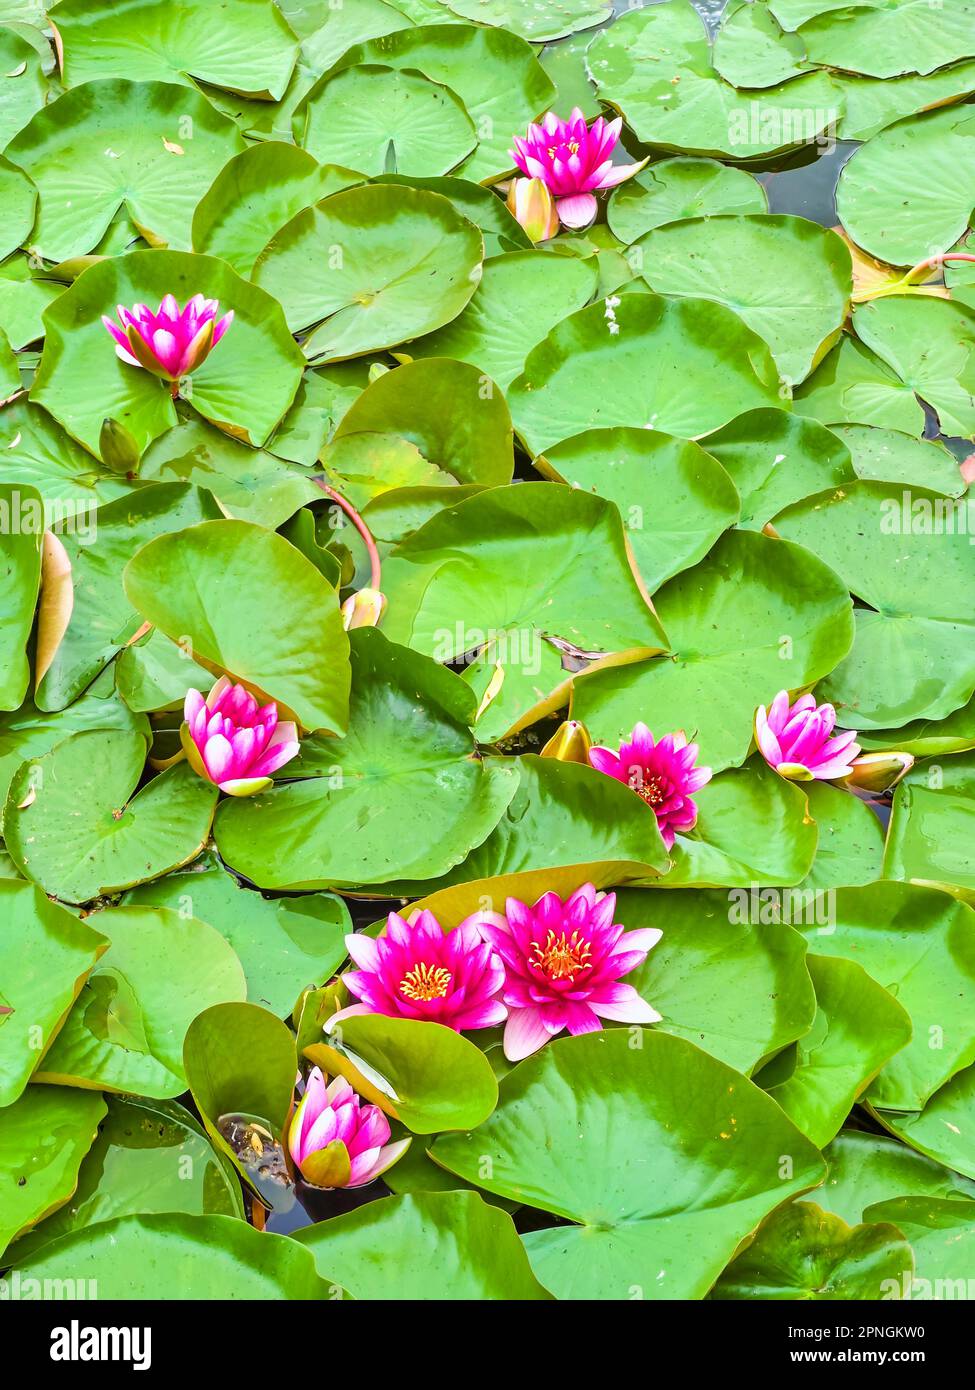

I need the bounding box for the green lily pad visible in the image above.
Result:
[0,253,62,349]
[32,249,306,455]
[864,1196,975,1297]
[859,697,975,758]
[125,853,351,1017]
[713,0,812,90]
[799,0,975,79]
[793,882,975,1112]
[33,903,245,1096]
[5,79,246,261]
[137,416,320,528]
[406,250,597,390]
[124,517,351,734]
[0,397,134,505]
[607,156,767,246]
[586,0,842,159]
[0,668,148,809]
[819,1129,975,1225]
[852,295,975,437]
[761,953,912,1147]
[375,172,530,256]
[4,730,218,904]
[10,1212,342,1299]
[508,293,785,457]
[837,106,975,267]
[9,1094,244,1263]
[443,0,610,42]
[318,21,555,181]
[619,887,815,1075]
[295,1190,551,1299]
[798,780,886,892]
[215,628,519,890]
[253,184,483,358]
[0,24,47,150]
[0,1086,106,1258]
[34,483,219,713]
[637,214,851,386]
[333,357,514,485]
[570,528,854,772]
[794,335,926,436]
[191,143,361,276]
[836,61,975,142]
[536,427,740,590]
[183,1002,297,1177]
[885,753,975,901]
[835,423,966,497]
[386,754,669,898]
[295,64,476,177]
[0,154,35,261]
[0,878,108,1106]
[872,1064,975,1183]
[0,481,42,711]
[306,1012,498,1133]
[381,482,668,736]
[702,408,853,529]
[655,759,819,887]
[53,0,298,98]
[774,481,975,729]
[711,1199,913,1300]
[433,1029,825,1300]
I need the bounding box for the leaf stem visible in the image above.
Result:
[314,480,382,591]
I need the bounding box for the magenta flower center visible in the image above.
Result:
[530,929,593,983]
[399,962,452,1002]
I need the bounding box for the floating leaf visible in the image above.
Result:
[253,184,483,357]
[294,1191,551,1299]
[433,1029,825,1300]
[305,1013,498,1134]
[0,879,108,1106]
[508,293,785,458]
[537,426,740,590]
[9,1213,343,1299]
[214,629,518,890]
[295,64,476,178]
[0,1086,106,1258]
[5,80,246,261]
[126,853,351,1017]
[124,518,351,734]
[4,729,218,904]
[711,1200,913,1300]
[570,528,854,773]
[607,156,767,246]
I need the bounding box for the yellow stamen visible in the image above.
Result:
[530,930,592,982]
[399,962,452,1001]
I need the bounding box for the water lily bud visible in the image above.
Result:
[288,1067,410,1189]
[99,416,141,474]
[506,177,560,243]
[540,719,592,764]
[181,676,299,797]
[342,587,387,630]
[838,751,915,796]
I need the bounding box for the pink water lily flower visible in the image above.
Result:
[288,1067,410,1189]
[755,691,861,781]
[102,294,233,386]
[472,884,661,1062]
[509,108,647,230]
[181,675,299,797]
[338,909,507,1032]
[589,723,712,850]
